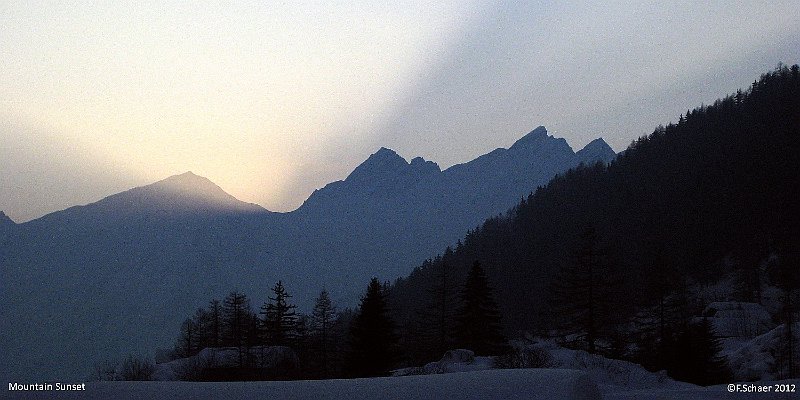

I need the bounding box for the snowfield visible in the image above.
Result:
[4,369,600,400]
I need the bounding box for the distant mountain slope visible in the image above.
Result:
[575,138,617,165]
[0,127,614,382]
[28,171,268,227]
[0,211,14,240]
[297,127,615,270]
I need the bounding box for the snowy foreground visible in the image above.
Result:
[6,369,599,400]
[6,371,798,400]
[7,332,798,400]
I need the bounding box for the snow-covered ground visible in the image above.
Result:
[4,369,601,400]
[396,342,696,394]
[605,381,800,400]
[8,329,796,399]
[6,373,797,399]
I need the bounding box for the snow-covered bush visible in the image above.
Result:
[571,350,638,387]
[93,359,118,381]
[172,349,217,381]
[494,345,557,369]
[152,346,300,381]
[439,349,475,364]
[94,355,155,381]
[392,349,494,376]
[120,355,155,381]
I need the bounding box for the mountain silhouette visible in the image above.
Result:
[29,171,267,227]
[575,138,615,165]
[0,127,614,382]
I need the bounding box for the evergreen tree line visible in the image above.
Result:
[172,262,509,379]
[389,64,800,384]
[173,283,348,379]
[396,258,508,366]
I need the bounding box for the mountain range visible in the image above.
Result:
[0,127,615,381]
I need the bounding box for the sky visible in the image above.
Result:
[2,1,799,222]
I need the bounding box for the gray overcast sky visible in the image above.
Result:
[2,1,800,222]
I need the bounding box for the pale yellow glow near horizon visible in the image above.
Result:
[2,1,484,217]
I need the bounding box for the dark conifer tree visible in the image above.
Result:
[294,314,310,371]
[222,290,253,366]
[173,300,223,358]
[420,261,456,360]
[401,259,458,365]
[177,317,197,358]
[191,307,210,351]
[177,307,213,358]
[246,313,260,349]
[768,248,799,379]
[669,318,731,386]
[551,228,615,353]
[633,249,686,370]
[208,299,222,347]
[346,278,398,377]
[260,281,299,347]
[454,261,506,356]
[310,289,337,377]
[552,227,616,353]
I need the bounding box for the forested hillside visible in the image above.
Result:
[389,64,800,378]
